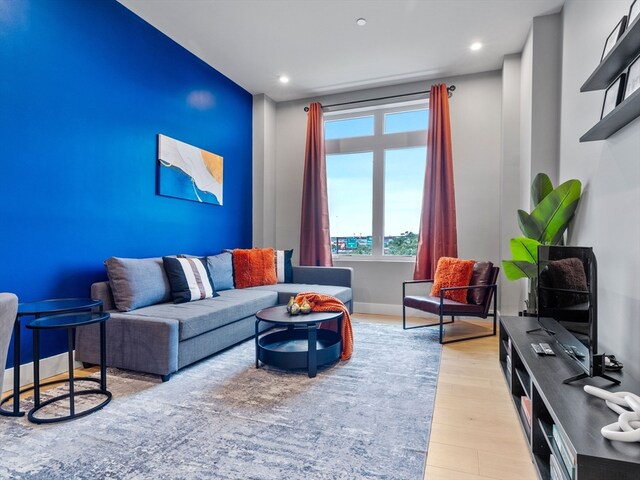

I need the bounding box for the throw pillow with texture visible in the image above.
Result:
[104,257,172,312]
[430,257,476,304]
[162,257,218,304]
[467,261,494,305]
[233,248,277,288]
[275,249,293,283]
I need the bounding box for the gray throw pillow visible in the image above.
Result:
[206,252,234,291]
[104,257,172,311]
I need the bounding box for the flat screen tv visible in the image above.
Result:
[536,245,618,385]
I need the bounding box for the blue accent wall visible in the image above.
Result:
[0,0,253,368]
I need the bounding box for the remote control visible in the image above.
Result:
[540,343,555,355]
[532,343,544,355]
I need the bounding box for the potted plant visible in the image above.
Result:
[502,173,582,315]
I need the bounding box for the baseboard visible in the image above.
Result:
[2,352,81,394]
[353,302,430,318]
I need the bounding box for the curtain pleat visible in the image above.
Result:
[413,84,457,280]
[300,103,333,266]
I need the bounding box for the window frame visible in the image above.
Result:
[324,100,428,261]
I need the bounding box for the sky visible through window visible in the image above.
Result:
[326,109,428,241]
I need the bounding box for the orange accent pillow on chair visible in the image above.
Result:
[430,257,476,304]
[233,248,277,288]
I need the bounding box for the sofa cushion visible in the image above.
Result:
[468,261,494,305]
[247,283,352,307]
[206,252,235,291]
[163,257,217,304]
[104,257,172,312]
[120,289,278,341]
[404,295,486,315]
[233,248,277,288]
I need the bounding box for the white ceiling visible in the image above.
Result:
[118,0,564,102]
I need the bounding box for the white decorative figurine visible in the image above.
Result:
[584,385,640,442]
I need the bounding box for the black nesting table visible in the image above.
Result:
[26,311,111,424]
[255,305,342,378]
[0,298,103,418]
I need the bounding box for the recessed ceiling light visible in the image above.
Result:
[279,75,290,84]
[470,42,483,51]
[356,18,367,26]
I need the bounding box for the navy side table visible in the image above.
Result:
[26,311,111,424]
[0,298,102,417]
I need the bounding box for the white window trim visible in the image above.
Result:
[325,100,428,261]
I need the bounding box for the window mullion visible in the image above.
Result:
[371,111,385,257]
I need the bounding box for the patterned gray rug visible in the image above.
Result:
[0,322,441,480]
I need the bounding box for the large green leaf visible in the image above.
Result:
[517,210,544,239]
[509,237,541,263]
[502,260,538,280]
[531,173,553,207]
[530,179,581,245]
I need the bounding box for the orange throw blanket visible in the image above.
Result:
[294,292,353,361]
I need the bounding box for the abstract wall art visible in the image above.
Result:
[157,134,223,205]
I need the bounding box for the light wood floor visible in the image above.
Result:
[7,314,537,480]
[356,313,537,480]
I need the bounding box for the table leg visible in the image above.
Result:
[255,319,260,369]
[33,329,40,409]
[67,328,75,417]
[308,324,317,378]
[11,317,21,414]
[100,321,107,392]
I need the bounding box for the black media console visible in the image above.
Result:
[499,316,640,480]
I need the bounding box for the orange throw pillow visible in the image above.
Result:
[430,257,476,304]
[233,248,277,288]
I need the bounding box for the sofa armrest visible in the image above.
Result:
[91,281,115,311]
[292,266,353,288]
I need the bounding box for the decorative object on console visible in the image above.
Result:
[157,134,223,205]
[162,256,217,304]
[430,257,476,304]
[232,248,277,288]
[584,385,640,442]
[502,173,582,314]
[602,73,627,119]
[601,16,628,62]
[624,54,640,100]
[630,0,639,27]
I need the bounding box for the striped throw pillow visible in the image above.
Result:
[162,257,218,304]
[275,249,293,283]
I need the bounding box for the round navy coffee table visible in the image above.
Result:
[26,311,111,424]
[255,305,342,378]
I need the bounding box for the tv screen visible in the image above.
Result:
[537,246,596,376]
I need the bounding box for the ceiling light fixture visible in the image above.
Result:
[470,42,482,51]
[356,18,367,26]
[279,75,290,84]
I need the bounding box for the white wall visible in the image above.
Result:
[252,94,276,248]
[500,54,523,314]
[559,0,640,378]
[270,71,503,315]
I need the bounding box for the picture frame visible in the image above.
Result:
[601,73,626,119]
[601,16,627,61]
[629,0,640,28]
[624,54,640,100]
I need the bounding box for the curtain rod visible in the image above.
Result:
[303,85,455,112]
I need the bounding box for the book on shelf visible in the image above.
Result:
[520,395,532,426]
[549,453,563,480]
[506,354,512,374]
[553,424,576,479]
[507,337,511,352]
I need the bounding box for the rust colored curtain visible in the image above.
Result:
[413,84,457,280]
[300,102,333,266]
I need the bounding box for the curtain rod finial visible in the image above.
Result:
[304,106,310,112]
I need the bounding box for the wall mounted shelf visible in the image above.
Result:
[581,16,640,92]
[580,88,640,141]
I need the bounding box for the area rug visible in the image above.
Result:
[0,322,441,480]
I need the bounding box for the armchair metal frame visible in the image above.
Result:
[402,276,498,344]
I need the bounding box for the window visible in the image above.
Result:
[325,101,428,258]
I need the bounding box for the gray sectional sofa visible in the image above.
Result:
[75,265,353,381]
